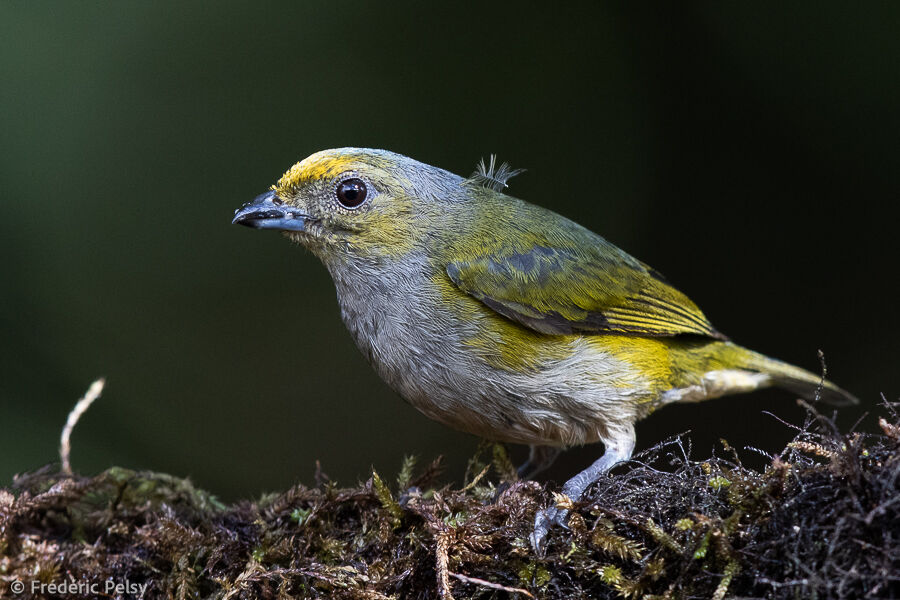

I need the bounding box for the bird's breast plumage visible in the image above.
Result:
[323,252,656,447]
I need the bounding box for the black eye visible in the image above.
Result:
[335,178,368,208]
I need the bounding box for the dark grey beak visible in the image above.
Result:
[232,190,308,232]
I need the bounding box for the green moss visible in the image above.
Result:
[707,476,731,490]
[291,507,311,526]
[371,469,403,529]
[1,403,897,599]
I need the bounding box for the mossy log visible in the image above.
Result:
[1,404,898,599]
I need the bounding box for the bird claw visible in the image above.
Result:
[529,505,570,554]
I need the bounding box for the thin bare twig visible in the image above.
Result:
[60,378,105,475]
[449,572,535,598]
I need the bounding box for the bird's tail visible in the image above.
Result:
[735,346,858,406]
[664,341,858,407]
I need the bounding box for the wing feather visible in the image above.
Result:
[446,239,724,339]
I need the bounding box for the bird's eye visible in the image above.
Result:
[335,178,368,209]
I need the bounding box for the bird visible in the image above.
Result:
[232,147,856,550]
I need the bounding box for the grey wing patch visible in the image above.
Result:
[445,241,723,339]
[477,295,586,335]
[446,248,611,335]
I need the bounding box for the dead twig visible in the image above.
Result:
[59,378,105,475]
[449,571,535,598]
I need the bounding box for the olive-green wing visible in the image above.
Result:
[446,240,724,339]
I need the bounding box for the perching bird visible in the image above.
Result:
[232,148,856,549]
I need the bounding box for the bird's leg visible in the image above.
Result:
[530,426,635,552]
[517,445,562,479]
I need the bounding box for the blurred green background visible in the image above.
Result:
[2,2,898,500]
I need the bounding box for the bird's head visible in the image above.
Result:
[233,148,465,263]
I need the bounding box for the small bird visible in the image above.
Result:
[233,148,856,549]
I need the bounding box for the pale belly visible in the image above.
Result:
[342,300,649,447]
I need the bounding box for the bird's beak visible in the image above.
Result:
[232,190,308,232]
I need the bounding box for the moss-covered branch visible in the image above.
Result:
[1,402,898,599]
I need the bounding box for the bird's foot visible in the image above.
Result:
[529,434,636,554]
[529,494,574,553]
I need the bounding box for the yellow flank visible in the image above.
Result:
[594,337,761,404]
[591,336,672,392]
[430,271,573,371]
[466,312,576,372]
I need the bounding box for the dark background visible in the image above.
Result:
[2,2,897,500]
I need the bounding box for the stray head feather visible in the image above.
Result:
[468,155,525,191]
